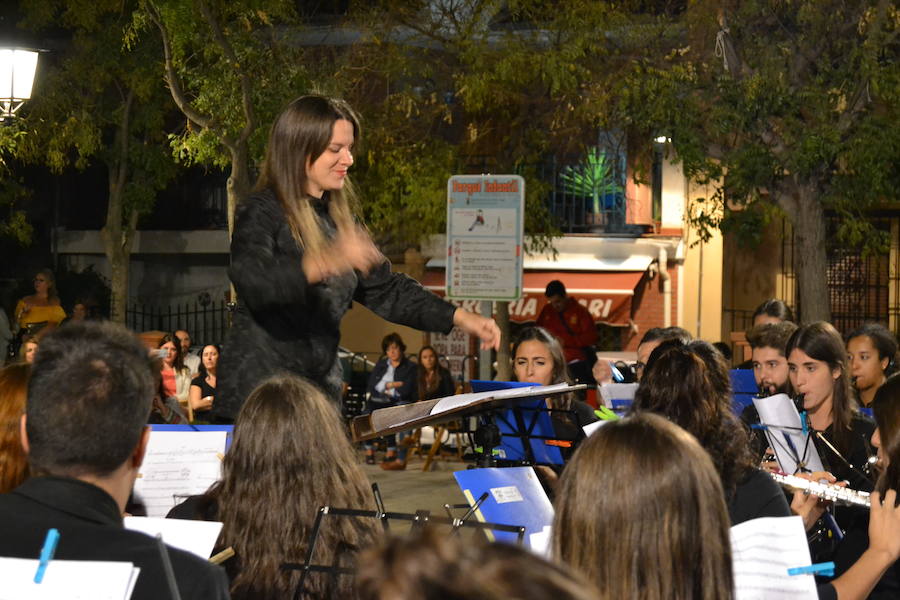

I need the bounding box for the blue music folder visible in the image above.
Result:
[149,424,235,450]
[470,380,565,465]
[454,467,554,549]
[730,369,758,415]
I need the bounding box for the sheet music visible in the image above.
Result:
[0,557,139,600]
[582,419,608,437]
[752,394,824,474]
[731,516,818,600]
[132,431,227,517]
[428,383,570,417]
[124,516,223,559]
[598,383,638,408]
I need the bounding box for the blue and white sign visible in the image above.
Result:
[446,175,525,301]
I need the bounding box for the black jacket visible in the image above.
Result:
[367,356,418,406]
[0,476,230,600]
[216,190,456,419]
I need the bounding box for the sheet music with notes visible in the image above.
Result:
[124,516,223,559]
[0,557,139,600]
[731,516,818,600]
[428,383,570,419]
[132,430,227,517]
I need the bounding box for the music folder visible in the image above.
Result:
[350,383,584,442]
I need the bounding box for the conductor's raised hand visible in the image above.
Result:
[453,309,501,351]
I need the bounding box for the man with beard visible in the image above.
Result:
[741,321,798,461]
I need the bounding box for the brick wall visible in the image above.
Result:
[623,262,678,351]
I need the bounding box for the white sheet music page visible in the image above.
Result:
[0,557,139,600]
[132,430,227,517]
[752,393,825,474]
[428,383,570,417]
[124,516,223,559]
[731,516,818,600]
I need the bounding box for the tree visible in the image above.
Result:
[16,0,179,322]
[131,0,314,234]
[616,0,900,322]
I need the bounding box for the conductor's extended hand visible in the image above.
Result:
[453,308,501,351]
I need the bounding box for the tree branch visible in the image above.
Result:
[144,0,215,131]
[196,0,255,145]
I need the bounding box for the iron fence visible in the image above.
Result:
[125,299,232,346]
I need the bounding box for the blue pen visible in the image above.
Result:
[34,528,60,584]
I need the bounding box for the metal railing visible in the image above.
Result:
[125,299,232,345]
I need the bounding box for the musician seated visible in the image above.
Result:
[552,413,734,598]
[0,321,229,600]
[632,339,791,524]
[357,527,601,600]
[167,374,379,599]
[793,374,900,600]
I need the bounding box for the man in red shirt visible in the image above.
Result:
[536,280,598,382]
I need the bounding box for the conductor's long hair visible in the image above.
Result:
[211,375,378,599]
[256,95,360,257]
[552,413,734,600]
[873,373,900,497]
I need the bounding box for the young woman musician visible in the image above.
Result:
[846,323,898,408]
[632,339,790,524]
[786,322,876,493]
[168,375,379,599]
[552,413,734,599]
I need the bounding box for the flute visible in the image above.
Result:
[770,471,871,508]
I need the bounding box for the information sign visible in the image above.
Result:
[446,175,525,300]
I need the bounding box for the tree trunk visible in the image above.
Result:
[789,183,832,323]
[495,300,512,380]
[226,144,252,236]
[100,90,135,325]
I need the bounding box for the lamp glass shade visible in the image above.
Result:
[0,49,39,101]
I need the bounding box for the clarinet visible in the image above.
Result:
[770,471,871,508]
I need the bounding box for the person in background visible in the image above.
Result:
[846,323,898,408]
[13,269,66,345]
[752,298,795,328]
[0,363,30,493]
[741,321,799,461]
[633,339,791,524]
[536,280,598,384]
[0,299,11,364]
[189,344,220,421]
[357,528,601,600]
[552,413,734,599]
[417,345,454,401]
[366,333,417,469]
[592,325,692,385]
[175,329,200,377]
[168,374,379,599]
[157,333,192,420]
[18,335,38,364]
[0,321,229,599]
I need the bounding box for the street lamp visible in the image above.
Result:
[0,48,39,121]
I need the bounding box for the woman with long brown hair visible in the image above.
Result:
[0,363,30,493]
[12,269,66,353]
[168,374,379,599]
[215,95,499,422]
[552,413,734,600]
[157,333,191,419]
[786,322,875,493]
[633,339,790,524]
[416,345,454,402]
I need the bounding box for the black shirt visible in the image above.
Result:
[727,467,792,525]
[0,476,230,600]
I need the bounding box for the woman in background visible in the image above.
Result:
[168,375,378,599]
[157,333,192,420]
[0,363,30,493]
[189,344,220,421]
[417,345,454,401]
[847,323,898,408]
[13,269,66,350]
[552,413,734,600]
[18,336,38,364]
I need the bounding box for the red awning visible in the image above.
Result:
[421,270,646,326]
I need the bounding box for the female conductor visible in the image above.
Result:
[216,95,498,420]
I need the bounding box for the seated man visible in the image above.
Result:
[0,321,229,600]
[741,321,798,460]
